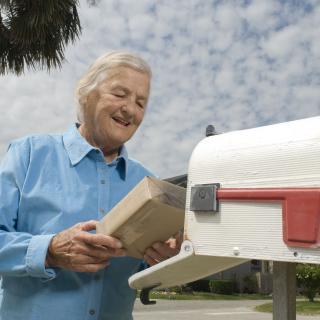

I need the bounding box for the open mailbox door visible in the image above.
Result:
[129,116,320,303]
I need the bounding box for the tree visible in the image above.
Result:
[296,264,320,302]
[0,0,97,75]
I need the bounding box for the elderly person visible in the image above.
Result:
[0,51,180,320]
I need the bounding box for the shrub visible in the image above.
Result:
[242,275,258,294]
[209,280,235,295]
[296,264,320,302]
[163,285,193,294]
[188,280,211,292]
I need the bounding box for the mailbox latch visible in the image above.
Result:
[190,183,220,212]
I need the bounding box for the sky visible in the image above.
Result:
[0,0,319,178]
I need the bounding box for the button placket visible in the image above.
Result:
[86,161,105,319]
[97,163,109,218]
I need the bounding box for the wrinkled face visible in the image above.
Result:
[83,66,150,151]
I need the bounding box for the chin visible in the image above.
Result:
[108,136,128,147]
[116,132,135,143]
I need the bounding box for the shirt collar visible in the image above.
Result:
[116,145,128,179]
[62,124,128,178]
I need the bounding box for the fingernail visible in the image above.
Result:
[153,242,161,249]
[115,240,123,248]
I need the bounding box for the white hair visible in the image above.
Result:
[74,50,152,123]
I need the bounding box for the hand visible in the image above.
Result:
[143,230,183,266]
[46,220,126,272]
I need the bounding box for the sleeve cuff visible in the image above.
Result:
[139,261,149,271]
[26,234,57,280]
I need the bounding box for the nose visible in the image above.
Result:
[121,98,135,116]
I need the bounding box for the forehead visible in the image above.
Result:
[100,66,150,92]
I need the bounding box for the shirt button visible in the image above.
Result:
[99,208,105,214]
[100,179,105,184]
[89,309,95,315]
[95,150,99,154]
[94,274,100,280]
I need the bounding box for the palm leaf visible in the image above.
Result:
[0,0,81,75]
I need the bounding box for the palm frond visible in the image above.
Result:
[0,0,81,75]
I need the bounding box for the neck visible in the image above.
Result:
[103,149,119,163]
[78,124,119,163]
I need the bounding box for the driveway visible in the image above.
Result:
[133,299,319,320]
[1,291,318,320]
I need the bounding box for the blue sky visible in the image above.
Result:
[0,0,319,178]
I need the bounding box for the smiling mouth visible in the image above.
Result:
[112,117,130,127]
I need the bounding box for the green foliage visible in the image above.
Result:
[255,301,320,315]
[162,285,193,294]
[188,280,211,293]
[0,0,85,75]
[148,291,271,301]
[188,279,237,295]
[296,264,320,302]
[242,274,258,294]
[209,280,236,295]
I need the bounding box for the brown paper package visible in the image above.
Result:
[96,176,186,259]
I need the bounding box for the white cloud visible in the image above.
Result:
[242,0,281,32]
[262,25,300,58]
[214,3,242,31]
[0,0,319,178]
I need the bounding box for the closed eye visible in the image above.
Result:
[137,101,145,109]
[112,92,126,98]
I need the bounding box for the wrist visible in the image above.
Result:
[45,237,56,268]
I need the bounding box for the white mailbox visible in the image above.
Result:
[129,116,320,299]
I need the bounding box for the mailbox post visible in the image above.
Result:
[273,262,296,320]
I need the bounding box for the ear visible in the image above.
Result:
[86,89,100,107]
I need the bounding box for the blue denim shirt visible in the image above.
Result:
[0,124,153,320]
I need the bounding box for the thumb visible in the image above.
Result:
[81,220,98,232]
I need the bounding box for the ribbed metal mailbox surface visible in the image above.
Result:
[186,116,320,264]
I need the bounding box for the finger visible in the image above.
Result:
[80,220,98,232]
[165,238,182,251]
[67,252,109,265]
[143,254,157,266]
[144,247,165,263]
[173,229,184,241]
[165,238,177,249]
[80,233,123,249]
[72,261,110,273]
[87,245,127,257]
[152,242,179,258]
[107,248,127,257]
[173,230,184,248]
[70,242,111,260]
[168,233,183,249]
[69,241,126,259]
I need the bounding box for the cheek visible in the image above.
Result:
[95,100,117,119]
[134,110,145,125]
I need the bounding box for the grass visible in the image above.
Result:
[147,291,271,301]
[255,300,320,315]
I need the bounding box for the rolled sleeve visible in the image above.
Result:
[26,234,56,280]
